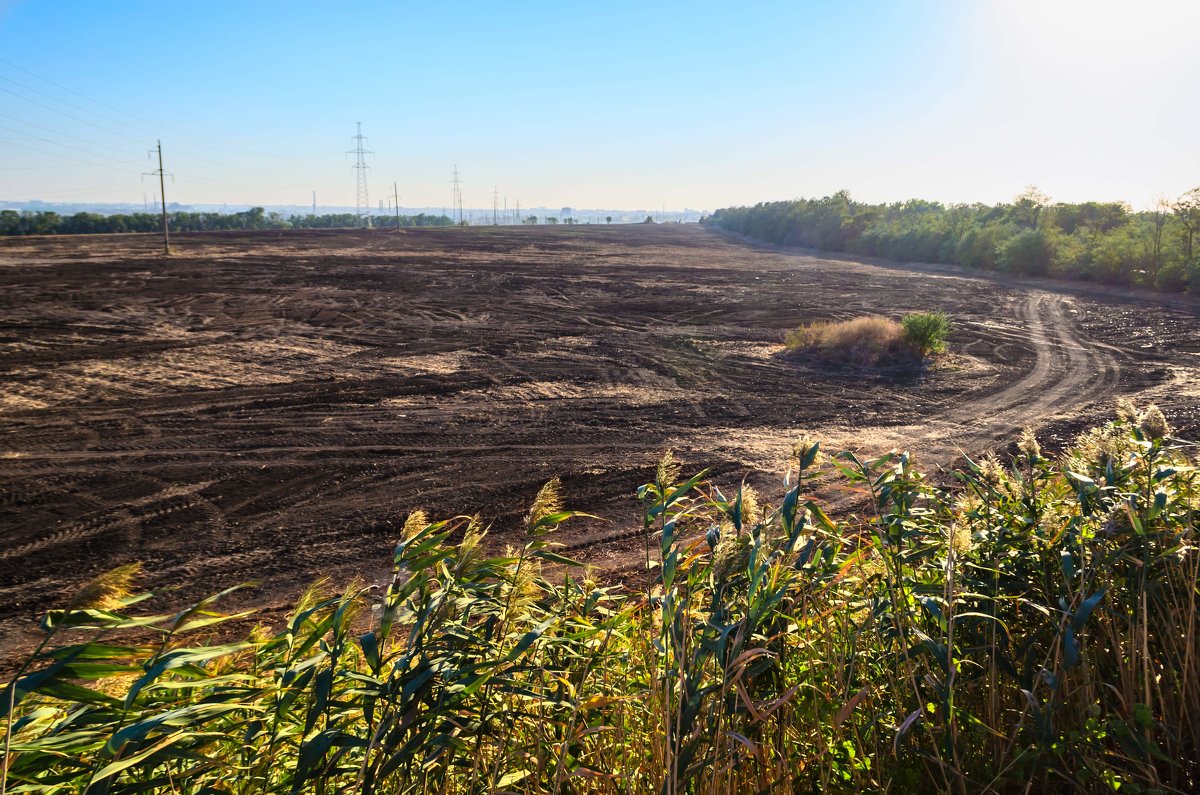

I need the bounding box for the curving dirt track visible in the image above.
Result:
[1,225,1197,653]
[833,291,1126,458]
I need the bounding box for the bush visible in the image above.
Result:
[3,410,1197,793]
[1155,261,1189,292]
[999,228,1055,275]
[784,315,908,367]
[786,312,948,366]
[901,310,949,356]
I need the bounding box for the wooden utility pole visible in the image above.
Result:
[144,140,171,255]
[157,141,169,255]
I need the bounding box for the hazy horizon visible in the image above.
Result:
[1,0,1197,212]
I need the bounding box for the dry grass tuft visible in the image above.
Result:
[785,315,914,367]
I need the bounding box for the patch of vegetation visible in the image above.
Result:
[0,207,454,236]
[901,310,950,356]
[785,311,948,367]
[3,405,1198,793]
[706,186,1200,292]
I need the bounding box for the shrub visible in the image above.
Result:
[1155,261,1189,292]
[900,310,950,356]
[784,315,907,367]
[999,228,1055,275]
[786,312,948,366]
[3,410,1198,793]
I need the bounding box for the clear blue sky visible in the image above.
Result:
[1,0,1197,211]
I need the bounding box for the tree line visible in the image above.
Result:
[0,207,454,236]
[705,187,1200,292]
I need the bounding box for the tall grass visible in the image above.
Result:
[2,404,1197,793]
[785,312,949,367]
[785,315,908,367]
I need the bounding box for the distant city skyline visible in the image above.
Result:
[1,0,1197,211]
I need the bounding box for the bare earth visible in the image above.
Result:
[2,225,1198,652]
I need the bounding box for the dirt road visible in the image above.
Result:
[1,225,1196,650]
[823,292,1126,459]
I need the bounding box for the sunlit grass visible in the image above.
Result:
[2,404,1197,793]
[785,311,948,367]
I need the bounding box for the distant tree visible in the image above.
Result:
[1000,228,1055,276]
[524,215,538,225]
[1051,201,1129,235]
[546,217,559,225]
[643,216,655,224]
[1012,185,1051,229]
[705,190,1194,293]
[605,216,613,224]
[1150,197,1171,279]
[1173,188,1200,265]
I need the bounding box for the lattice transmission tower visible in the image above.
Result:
[450,165,464,225]
[348,122,373,228]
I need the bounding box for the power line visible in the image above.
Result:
[0,136,121,166]
[0,66,327,183]
[0,72,160,140]
[0,85,147,144]
[0,123,142,167]
[0,57,301,161]
[0,111,145,162]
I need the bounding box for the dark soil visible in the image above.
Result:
[1,225,1197,655]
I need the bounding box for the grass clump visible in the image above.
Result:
[786,311,950,367]
[785,314,906,366]
[2,404,1198,793]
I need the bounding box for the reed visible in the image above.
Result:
[2,404,1196,793]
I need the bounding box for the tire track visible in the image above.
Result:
[932,292,1121,453]
[0,226,1183,647]
[784,291,1126,463]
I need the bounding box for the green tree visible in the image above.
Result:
[1173,188,1200,265]
[1012,185,1051,229]
[1000,228,1055,275]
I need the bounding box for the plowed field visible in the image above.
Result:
[2,225,1198,651]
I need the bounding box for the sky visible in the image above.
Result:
[0,0,1197,212]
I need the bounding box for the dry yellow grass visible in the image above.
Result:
[785,315,913,367]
